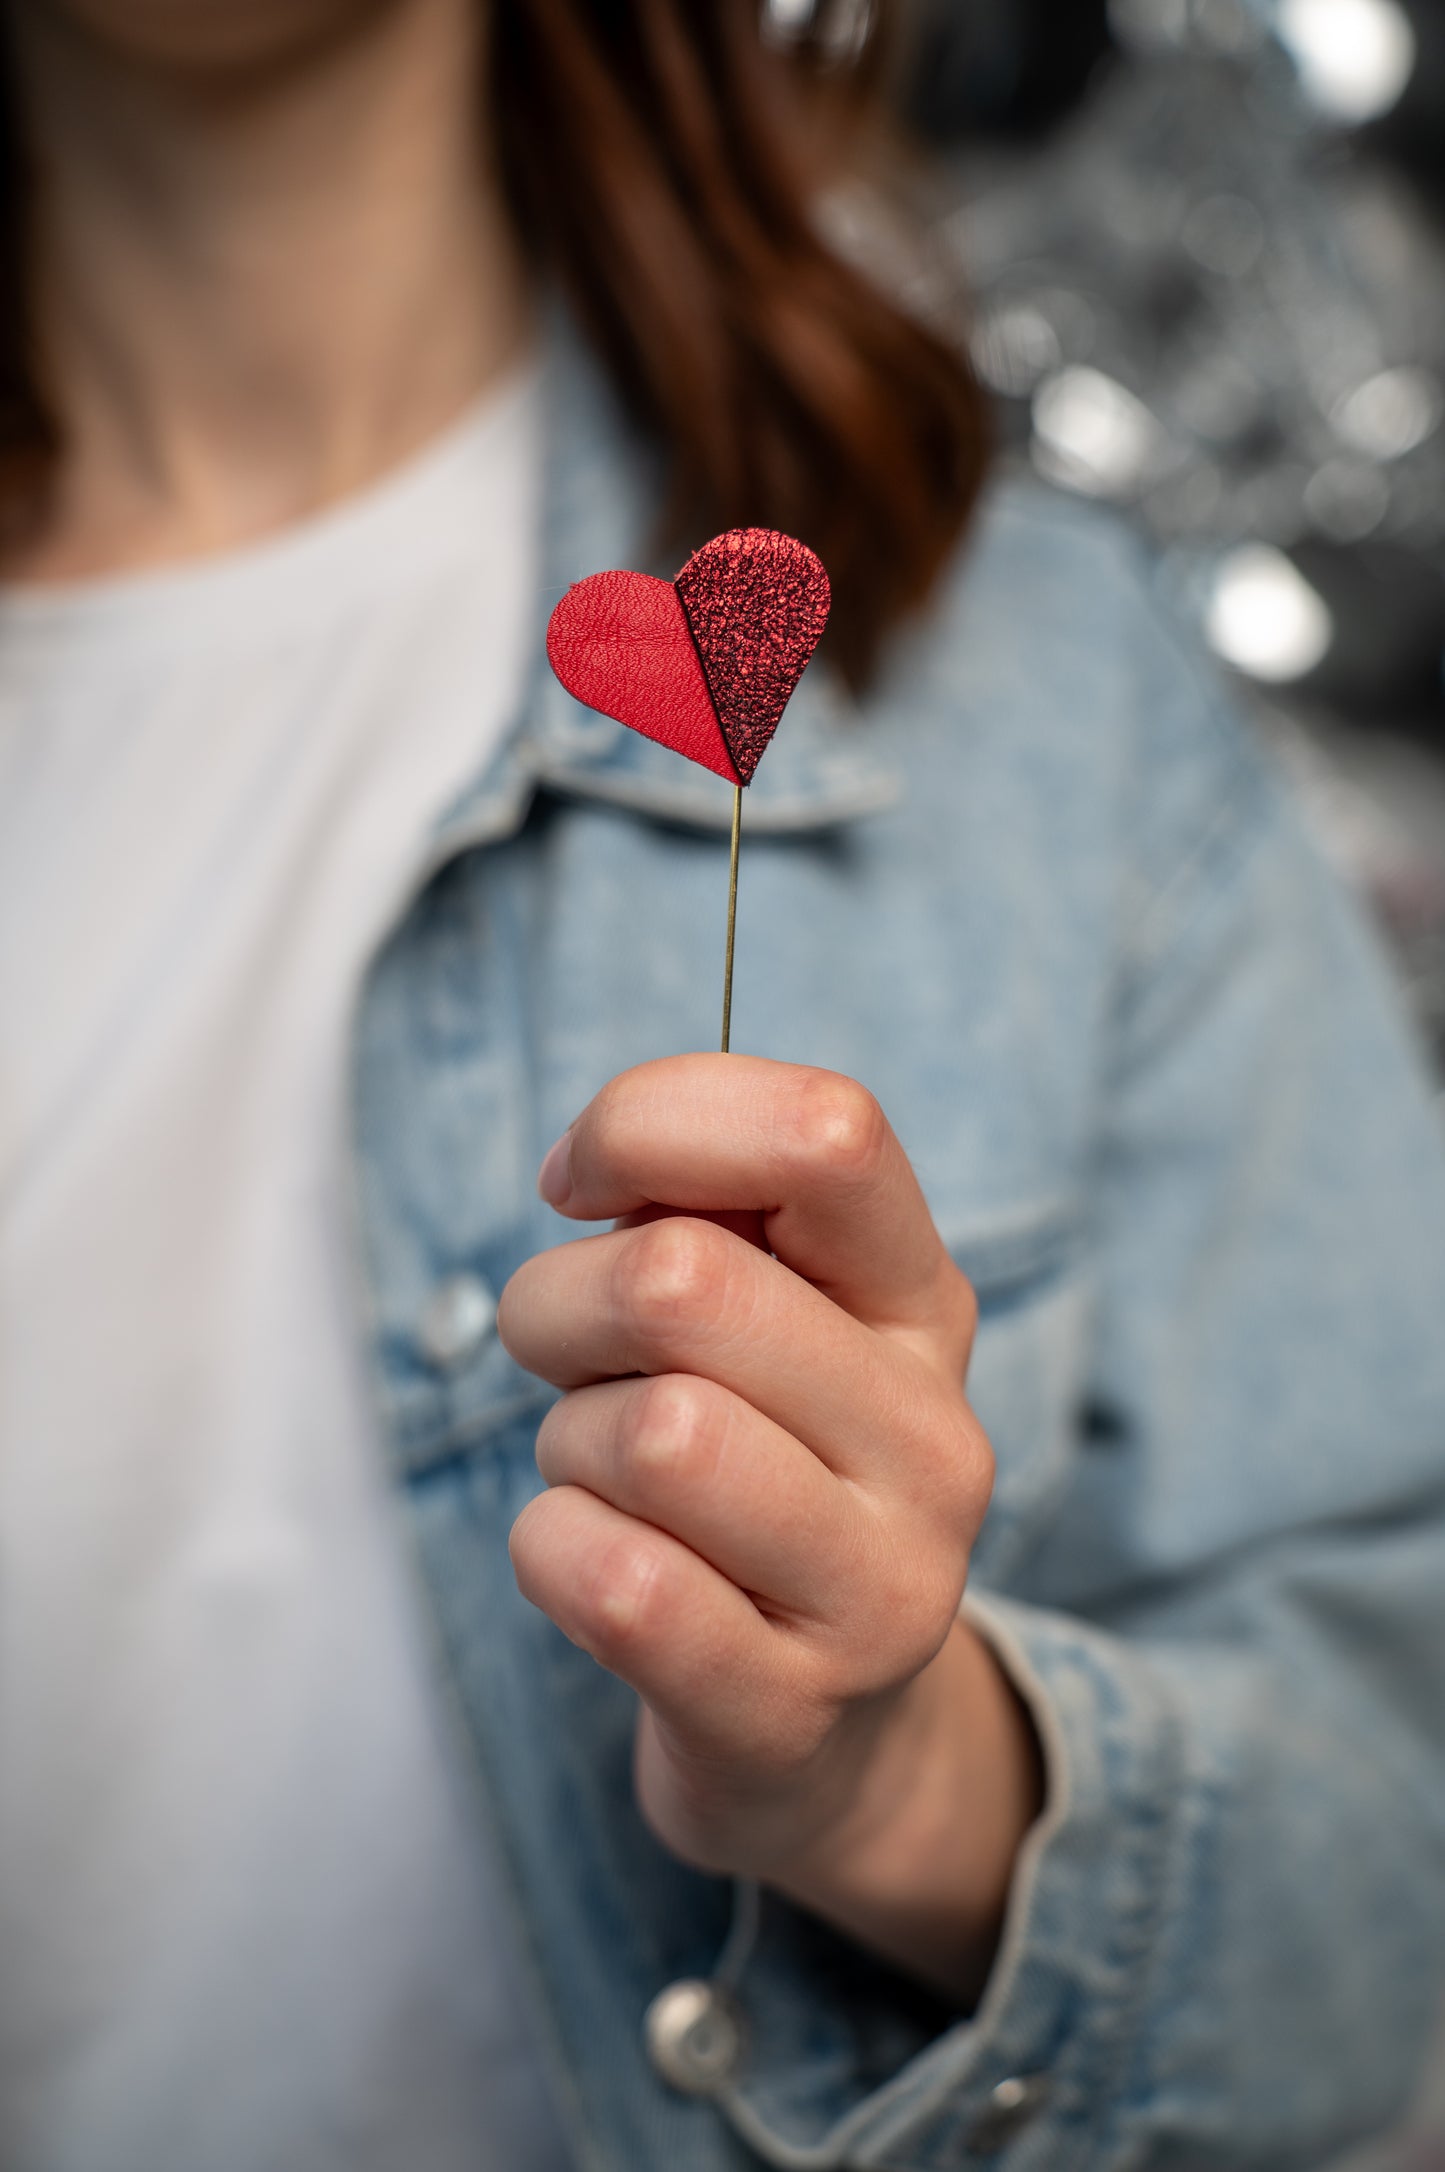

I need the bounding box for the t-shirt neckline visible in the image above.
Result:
[0,361,541,651]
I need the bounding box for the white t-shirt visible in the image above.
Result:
[0,370,576,2172]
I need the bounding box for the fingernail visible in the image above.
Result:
[537,1128,574,1207]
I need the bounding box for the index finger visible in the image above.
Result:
[537,1055,968,1346]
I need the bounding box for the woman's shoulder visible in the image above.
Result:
[875,474,1283,909]
[892,471,1233,753]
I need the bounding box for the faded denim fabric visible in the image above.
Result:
[348,329,1445,2171]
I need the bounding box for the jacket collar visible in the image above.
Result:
[428,312,899,862]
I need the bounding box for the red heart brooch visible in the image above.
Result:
[545,528,831,785]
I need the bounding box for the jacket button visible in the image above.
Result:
[643,1979,744,2096]
[418,1273,497,1369]
[967,2073,1051,2155]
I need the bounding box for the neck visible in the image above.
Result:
[5,0,528,578]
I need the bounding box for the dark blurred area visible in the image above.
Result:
[894,0,1445,1086]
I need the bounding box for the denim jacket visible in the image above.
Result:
[348,330,1445,2172]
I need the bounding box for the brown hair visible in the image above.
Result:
[0,1,988,686]
[492,0,988,685]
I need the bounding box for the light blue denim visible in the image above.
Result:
[349,327,1445,2171]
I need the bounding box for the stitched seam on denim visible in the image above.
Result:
[1075,1656,1185,2170]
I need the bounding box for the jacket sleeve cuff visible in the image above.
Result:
[715,1589,1183,2170]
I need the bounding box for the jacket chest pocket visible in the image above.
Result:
[942,1204,1091,1587]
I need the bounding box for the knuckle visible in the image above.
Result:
[630,1373,726,1490]
[790,1071,889,1186]
[584,1534,668,1662]
[855,1610,948,1695]
[840,1530,969,1691]
[797,1633,863,1711]
[753,1698,833,1778]
[914,1401,994,1532]
[623,1216,732,1345]
[888,1565,954,1654]
[947,1415,995,1528]
[918,1547,971,1636]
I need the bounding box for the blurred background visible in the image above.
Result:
[826,0,1445,1098]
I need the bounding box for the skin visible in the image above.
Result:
[3,0,528,577]
[503,1057,1043,2005]
[6,0,1041,2007]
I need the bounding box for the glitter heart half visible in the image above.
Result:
[675,529,831,784]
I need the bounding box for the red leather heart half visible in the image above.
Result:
[675,529,831,784]
[545,569,740,784]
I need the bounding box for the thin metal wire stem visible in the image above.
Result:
[720,785,742,1053]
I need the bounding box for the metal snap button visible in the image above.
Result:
[418,1272,497,1370]
[967,2072,1052,2155]
[643,1979,744,2096]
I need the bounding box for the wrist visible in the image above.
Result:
[767,1615,1044,2007]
